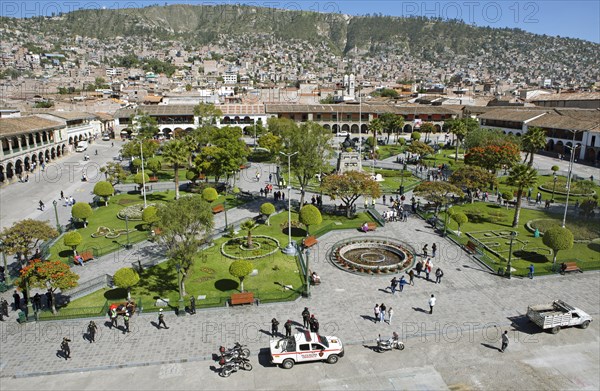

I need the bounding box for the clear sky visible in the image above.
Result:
[2,1,598,43]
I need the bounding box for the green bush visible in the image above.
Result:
[71,202,93,226]
[63,231,82,254]
[299,205,322,235]
[202,187,219,202]
[93,181,114,206]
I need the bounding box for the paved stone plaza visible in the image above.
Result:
[0,145,598,390]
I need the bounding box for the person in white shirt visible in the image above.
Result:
[428,294,436,314]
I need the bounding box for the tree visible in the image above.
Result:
[71,202,93,227]
[229,260,253,292]
[146,157,162,177]
[521,127,547,167]
[551,165,560,173]
[413,182,463,215]
[142,205,159,229]
[299,205,322,235]
[464,142,521,173]
[134,172,150,192]
[100,162,127,186]
[260,202,276,226]
[506,164,538,227]
[121,139,159,159]
[464,128,510,150]
[446,119,467,162]
[406,140,434,160]
[368,118,383,142]
[63,231,82,256]
[420,122,436,143]
[195,126,249,182]
[0,219,58,262]
[16,259,79,314]
[449,166,497,203]
[240,220,259,249]
[280,121,333,207]
[257,132,283,155]
[502,192,514,209]
[156,196,213,297]
[579,198,598,218]
[321,171,381,217]
[451,212,468,236]
[410,131,421,141]
[379,112,404,143]
[543,226,574,270]
[113,267,140,300]
[202,187,219,202]
[194,102,223,127]
[162,139,190,200]
[93,181,114,206]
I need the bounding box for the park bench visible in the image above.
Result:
[464,241,480,255]
[561,262,583,274]
[230,292,255,306]
[302,236,318,249]
[74,251,94,265]
[148,176,159,182]
[212,204,225,214]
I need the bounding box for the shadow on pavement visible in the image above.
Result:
[257,347,276,368]
[412,307,428,314]
[508,315,540,335]
[481,343,501,352]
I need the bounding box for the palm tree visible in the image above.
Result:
[448,119,467,162]
[521,127,547,167]
[507,164,538,228]
[162,140,190,200]
[240,220,259,249]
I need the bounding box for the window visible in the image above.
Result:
[311,344,324,350]
[299,344,311,351]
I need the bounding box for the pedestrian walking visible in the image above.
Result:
[422,244,428,257]
[109,307,118,329]
[383,195,386,205]
[33,293,41,312]
[302,307,311,328]
[88,320,98,342]
[398,276,407,292]
[45,290,53,309]
[379,303,386,323]
[284,319,292,338]
[387,307,394,324]
[12,290,20,311]
[425,259,432,281]
[271,318,280,337]
[528,264,534,279]
[60,337,71,360]
[60,191,64,199]
[158,308,169,329]
[435,268,444,284]
[428,294,436,314]
[374,304,380,323]
[389,276,398,294]
[189,296,196,315]
[432,243,437,257]
[500,330,509,352]
[1,298,8,318]
[415,260,423,277]
[311,317,319,333]
[123,312,130,333]
[39,200,45,211]
[408,269,415,285]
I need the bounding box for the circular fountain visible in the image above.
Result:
[329,237,416,275]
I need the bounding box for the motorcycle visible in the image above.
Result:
[218,355,252,377]
[376,333,405,352]
[219,343,250,359]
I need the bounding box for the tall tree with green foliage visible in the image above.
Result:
[240,220,259,249]
[449,166,497,203]
[162,139,190,200]
[194,102,223,127]
[156,196,214,297]
[146,157,162,178]
[464,142,521,173]
[71,202,93,227]
[93,181,115,206]
[446,118,467,162]
[113,267,140,300]
[121,138,159,159]
[413,182,463,216]
[506,164,538,228]
[321,171,381,218]
[100,162,127,186]
[379,113,404,143]
[142,205,159,230]
[63,231,82,256]
[521,126,547,167]
[543,227,574,270]
[195,126,249,182]
[0,219,58,263]
[17,259,79,314]
[368,118,383,142]
[257,132,283,155]
[451,212,468,236]
[407,140,434,160]
[280,121,333,207]
[420,122,436,143]
[229,260,253,292]
[299,205,322,235]
[131,112,160,140]
[260,202,276,226]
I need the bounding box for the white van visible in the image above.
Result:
[75,141,89,152]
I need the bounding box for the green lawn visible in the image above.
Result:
[63,210,375,312]
[437,203,599,276]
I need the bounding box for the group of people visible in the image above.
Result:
[271,307,321,338]
[259,184,275,198]
[373,303,394,324]
[310,195,323,208]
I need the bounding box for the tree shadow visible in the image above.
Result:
[281,227,306,237]
[514,250,548,263]
[214,279,239,292]
[59,250,73,258]
[588,242,600,252]
[103,288,127,301]
[146,193,167,202]
[136,266,178,297]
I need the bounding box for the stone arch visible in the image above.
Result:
[361,124,369,134]
[585,147,596,162]
[546,139,554,151]
[35,132,42,144]
[28,133,35,146]
[351,124,359,133]
[434,124,442,132]
[20,134,27,148]
[0,164,5,182]
[403,124,412,133]
[69,136,74,145]
[243,116,251,124]
[323,124,331,131]
[88,132,92,139]
[332,124,339,133]
[62,145,66,155]
[222,116,231,124]
[15,159,23,175]
[341,124,350,132]
[31,153,37,165]
[185,127,194,132]
[234,116,240,124]
[515,132,521,137]
[163,128,172,139]
[38,151,44,163]
[243,126,252,135]
[45,149,51,162]
[56,146,61,157]
[1,137,9,153]
[24,156,30,171]
[6,162,14,180]
[41,132,48,143]
[50,148,56,159]
[555,141,564,154]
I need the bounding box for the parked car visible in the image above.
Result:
[527,300,592,334]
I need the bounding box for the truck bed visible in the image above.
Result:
[527,302,572,329]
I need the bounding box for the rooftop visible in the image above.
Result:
[0,115,64,137]
[530,92,600,102]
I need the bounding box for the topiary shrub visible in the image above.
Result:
[71,202,93,227]
[202,187,218,202]
[299,204,322,235]
[260,202,276,225]
[63,231,82,256]
[93,181,114,206]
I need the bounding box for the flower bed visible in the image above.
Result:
[117,203,159,221]
[220,235,280,260]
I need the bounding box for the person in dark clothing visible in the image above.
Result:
[284,319,293,338]
[0,299,8,319]
[302,307,310,329]
[45,291,53,309]
[12,291,20,311]
[311,317,319,333]
[271,318,280,337]
[61,337,71,359]
[33,293,42,312]
[500,330,509,352]
[123,312,130,333]
[87,321,98,343]
[189,296,196,315]
[158,309,169,329]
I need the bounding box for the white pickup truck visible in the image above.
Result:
[527,300,593,334]
[270,330,344,369]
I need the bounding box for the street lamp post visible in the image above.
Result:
[506,231,517,279]
[176,262,186,316]
[52,200,61,233]
[552,174,558,202]
[280,151,298,255]
[562,130,579,228]
[139,140,147,208]
[399,163,407,196]
[124,216,132,250]
[305,248,311,298]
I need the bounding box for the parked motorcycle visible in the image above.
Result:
[218,355,252,377]
[376,332,405,352]
[219,342,250,359]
